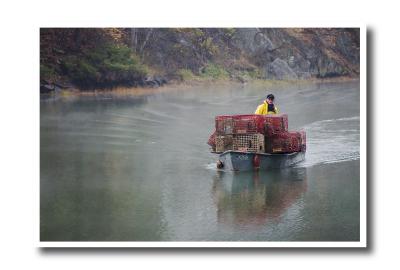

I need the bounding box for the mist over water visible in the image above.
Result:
[40,80,360,241]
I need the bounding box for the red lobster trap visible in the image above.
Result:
[209,114,305,155]
[264,114,288,136]
[265,131,305,153]
[215,114,288,135]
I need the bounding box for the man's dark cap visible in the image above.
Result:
[266,94,275,100]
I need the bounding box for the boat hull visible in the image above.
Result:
[218,151,305,171]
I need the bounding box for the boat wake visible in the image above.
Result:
[295,116,360,168]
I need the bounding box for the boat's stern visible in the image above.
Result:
[217,151,305,171]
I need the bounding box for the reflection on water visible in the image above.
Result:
[213,168,307,227]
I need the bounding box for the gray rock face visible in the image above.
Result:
[140,28,359,81]
[234,28,359,79]
[253,31,275,52]
[265,58,298,80]
[234,28,275,54]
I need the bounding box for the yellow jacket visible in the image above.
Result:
[255,101,279,115]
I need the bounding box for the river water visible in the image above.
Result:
[40,80,360,241]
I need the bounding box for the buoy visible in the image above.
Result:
[217,160,224,169]
[253,154,260,169]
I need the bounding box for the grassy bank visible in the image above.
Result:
[49,76,359,101]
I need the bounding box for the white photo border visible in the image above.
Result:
[37,25,367,248]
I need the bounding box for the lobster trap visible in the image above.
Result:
[215,135,233,153]
[265,131,302,153]
[216,114,289,135]
[210,114,305,155]
[215,116,233,135]
[207,130,217,151]
[232,116,260,134]
[264,114,289,135]
[233,134,265,153]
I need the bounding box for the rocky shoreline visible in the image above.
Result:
[40,75,169,94]
[40,76,359,98]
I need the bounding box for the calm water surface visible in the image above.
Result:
[40,81,360,241]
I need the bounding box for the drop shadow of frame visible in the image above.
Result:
[39,27,374,255]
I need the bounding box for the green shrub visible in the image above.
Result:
[61,44,148,89]
[222,28,236,40]
[176,69,196,81]
[199,37,219,57]
[201,63,229,80]
[247,68,263,79]
[61,56,99,88]
[40,64,56,80]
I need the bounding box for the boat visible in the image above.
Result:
[216,150,305,171]
[210,114,306,171]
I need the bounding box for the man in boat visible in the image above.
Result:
[255,94,279,115]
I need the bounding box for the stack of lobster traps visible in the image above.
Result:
[208,114,306,154]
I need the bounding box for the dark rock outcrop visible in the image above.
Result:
[265,58,298,80]
[40,79,74,93]
[40,83,55,94]
[140,75,168,88]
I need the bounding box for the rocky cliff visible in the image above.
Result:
[40,28,359,91]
